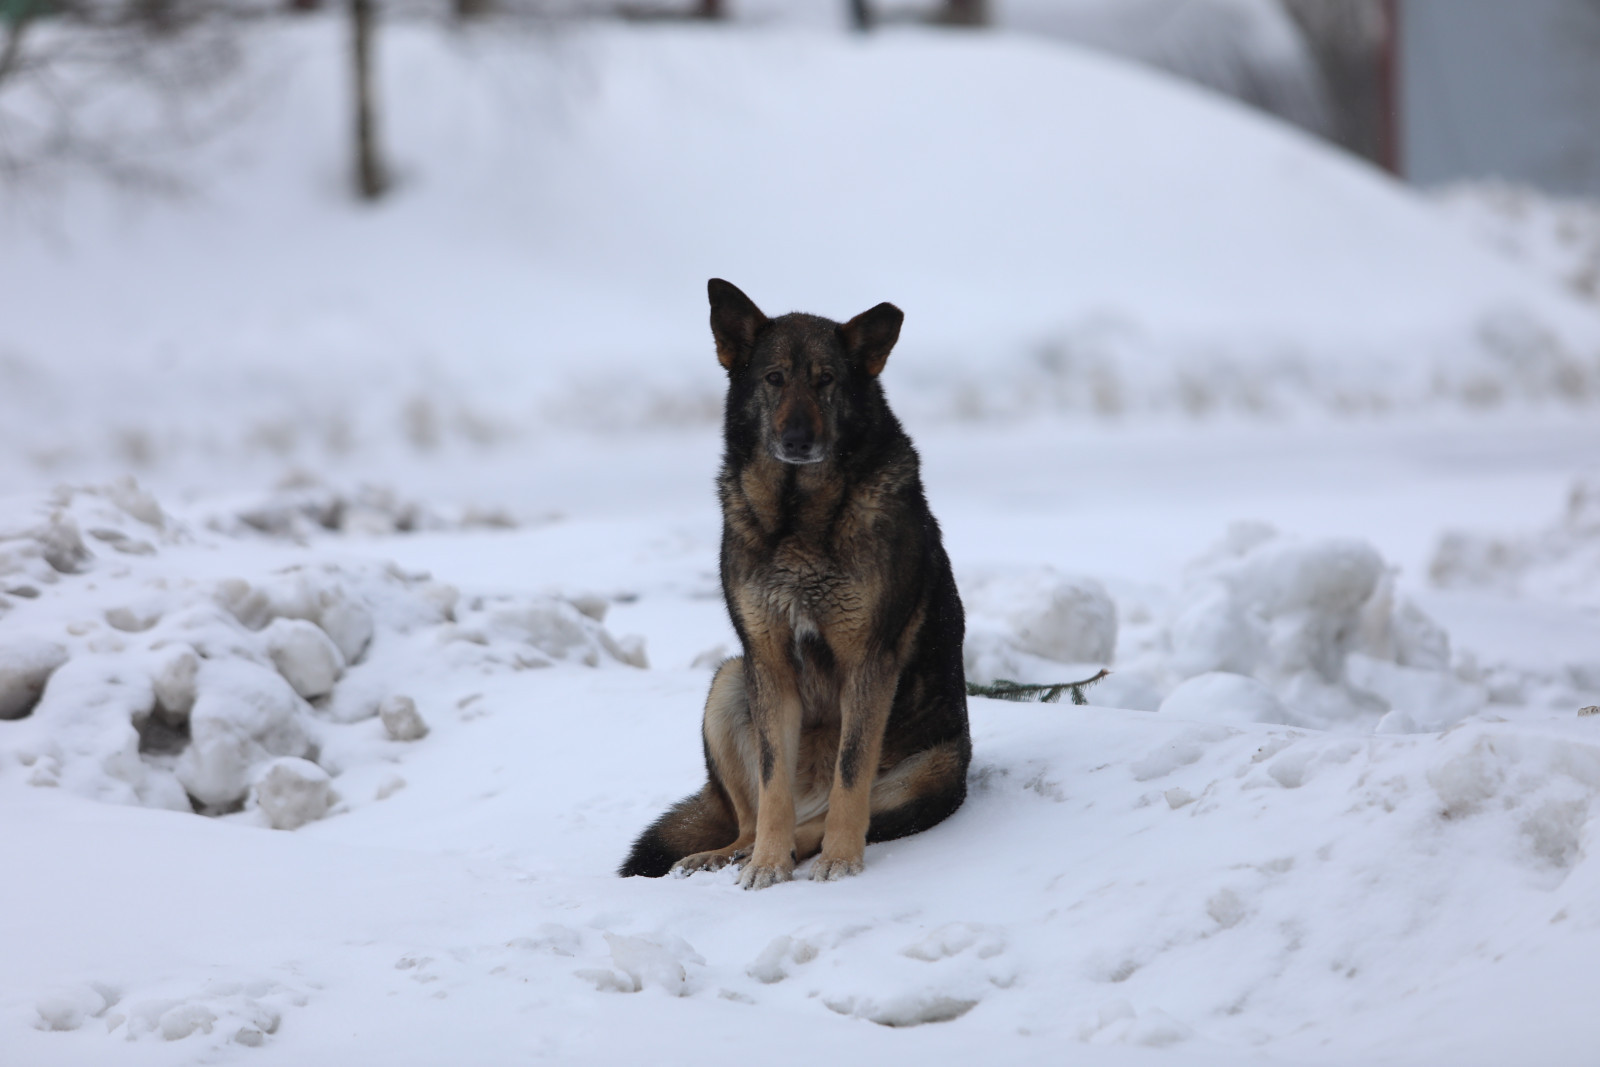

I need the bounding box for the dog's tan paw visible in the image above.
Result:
[737,857,794,890]
[672,850,733,876]
[810,854,864,882]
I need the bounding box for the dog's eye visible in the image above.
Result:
[817,372,834,387]
[765,372,784,386]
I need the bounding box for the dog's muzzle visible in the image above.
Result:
[774,442,826,465]
[776,423,825,464]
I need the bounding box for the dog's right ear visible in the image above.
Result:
[708,279,768,372]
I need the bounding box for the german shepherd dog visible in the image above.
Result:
[619,279,971,889]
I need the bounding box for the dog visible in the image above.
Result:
[619,279,971,889]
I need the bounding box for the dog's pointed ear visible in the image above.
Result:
[708,279,768,372]
[839,302,903,378]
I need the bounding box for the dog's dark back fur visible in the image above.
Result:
[620,281,970,882]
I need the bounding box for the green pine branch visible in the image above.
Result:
[967,669,1111,706]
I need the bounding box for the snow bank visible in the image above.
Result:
[0,481,645,824]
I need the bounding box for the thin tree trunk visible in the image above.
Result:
[695,0,724,18]
[936,0,986,26]
[1280,0,1387,166]
[0,0,39,87]
[351,0,386,200]
[134,0,177,33]
[848,0,872,32]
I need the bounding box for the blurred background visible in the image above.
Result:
[1,0,1598,511]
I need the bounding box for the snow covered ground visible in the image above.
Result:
[4,15,1600,1067]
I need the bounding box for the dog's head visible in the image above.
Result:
[708,278,903,466]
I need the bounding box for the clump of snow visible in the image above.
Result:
[176,660,315,812]
[1431,472,1600,604]
[264,618,345,700]
[252,757,335,831]
[963,568,1118,683]
[151,646,200,723]
[34,983,116,1033]
[378,694,428,742]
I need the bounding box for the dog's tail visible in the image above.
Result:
[618,783,737,878]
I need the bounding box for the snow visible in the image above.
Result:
[5,20,1600,491]
[4,13,1600,1067]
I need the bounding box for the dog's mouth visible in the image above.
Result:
[771,442,827,465]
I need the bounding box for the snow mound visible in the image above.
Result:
[1136,524,1482,731]
[963,568,1118,682]
[1431,472,1600,605]
[961,525,1483,731]
[0,481,646,821]
[1157,672,1289,726]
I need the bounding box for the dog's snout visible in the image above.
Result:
[781,421,813,456]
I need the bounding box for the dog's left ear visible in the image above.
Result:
[839,302,903,378]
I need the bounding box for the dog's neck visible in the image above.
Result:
[727,453,844,542]
[722,440,914,547]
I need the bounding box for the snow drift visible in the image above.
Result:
[0,481,644,822]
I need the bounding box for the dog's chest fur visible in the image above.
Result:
[722,456,903,658]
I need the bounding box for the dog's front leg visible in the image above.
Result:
[739,638,803,890]
[814,661,897,881]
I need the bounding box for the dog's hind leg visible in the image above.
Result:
[803,740,969,881]
[673,658,761,874]
[864,740,969,845]
[794,816,826,863]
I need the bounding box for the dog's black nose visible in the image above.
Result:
[781,424,814,457]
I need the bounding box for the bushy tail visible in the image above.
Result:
[618,783,737,877]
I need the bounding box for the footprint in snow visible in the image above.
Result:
[35,977,305,1047]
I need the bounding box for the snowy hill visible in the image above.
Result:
[2,20,1598,491]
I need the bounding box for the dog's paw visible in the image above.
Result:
[673,849,738,876]
[810,854,864,882]
[737,858,794,891]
